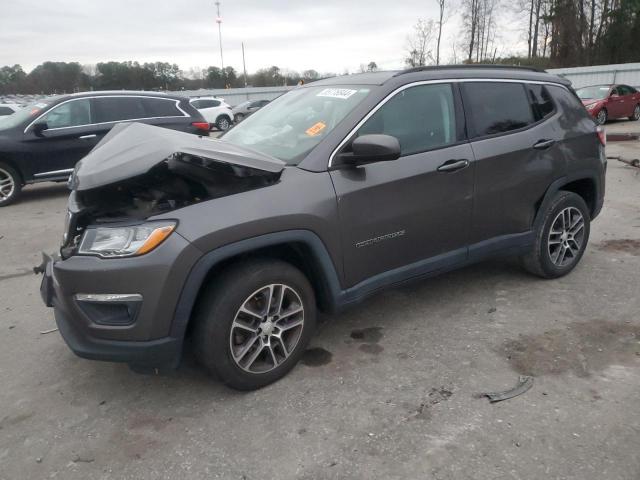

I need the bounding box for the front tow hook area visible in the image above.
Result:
[36,252,58,307]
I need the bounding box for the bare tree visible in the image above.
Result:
[405,19,436,67]
[435,0,447,65]
[462,0,499,62]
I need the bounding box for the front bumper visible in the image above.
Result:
[39,232,202,369]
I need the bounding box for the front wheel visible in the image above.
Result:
[629,104,640,121]
[596,108,608,125]
[521,191,591,279]
[193,259,316,390]
[0,162,22,207]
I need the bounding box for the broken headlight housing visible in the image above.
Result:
[77,221,176,258]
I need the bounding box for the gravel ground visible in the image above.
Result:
[0,121,639,480]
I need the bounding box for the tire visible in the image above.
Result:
[0,162,22,207]
[521,191,591,279]
[215,115,231,131]
[629,104,640,121]
[193,259,316,390]
[234,113,244,123]
[596,108,607,125]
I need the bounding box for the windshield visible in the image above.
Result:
[221,86,371,164]
[0,100,52,130]
[576,86,610,100]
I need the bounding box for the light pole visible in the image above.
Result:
[215,1,224,85]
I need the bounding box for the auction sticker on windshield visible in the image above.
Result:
[305,121,326,136]
[317,88,358,99]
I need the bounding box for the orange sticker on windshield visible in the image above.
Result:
[306,121,326,136]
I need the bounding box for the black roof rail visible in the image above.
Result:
[393,64,545,76]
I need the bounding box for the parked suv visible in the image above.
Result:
[189,97,234,131]
[40,66,606,390]
[0,91,208,206]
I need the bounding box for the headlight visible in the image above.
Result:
[78,222,176,258]
[586,103,598,110]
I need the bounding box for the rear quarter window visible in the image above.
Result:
[142,98,183,117]
[462,82,535,137]
[527,84,555,121]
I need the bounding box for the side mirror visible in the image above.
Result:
[338,134,401,166]
[32,121,49,136]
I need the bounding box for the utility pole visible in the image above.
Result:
[242,42,248,88]
[215,1,224,86]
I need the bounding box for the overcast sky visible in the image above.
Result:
[0,1,525,75]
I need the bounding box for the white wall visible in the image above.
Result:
[547,63,640,89]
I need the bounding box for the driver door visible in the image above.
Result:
[330,83,474,287]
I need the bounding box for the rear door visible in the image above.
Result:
[607,86,627,118]
[22,98,100,178]
[618,85,638,117]
[461,81,561,250]
[331,82,474,287]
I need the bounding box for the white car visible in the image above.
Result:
[0,104,22,117]
[189,97,234,131]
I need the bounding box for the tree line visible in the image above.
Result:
[406,0,639,68]
[0,61,326,95]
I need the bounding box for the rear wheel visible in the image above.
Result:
[629,104,640,121]
[521,191,590,279]
[0,162,22,207]
[234,113,245,123]
[193,259,316,390]
[596,108,608,125]
[216,115,231,131]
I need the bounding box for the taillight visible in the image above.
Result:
[192,121,210,132]
[596,126,606,146]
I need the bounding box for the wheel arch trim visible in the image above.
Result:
[169,230,343,340]
[533,171,603,228]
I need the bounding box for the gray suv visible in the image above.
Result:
[40,66,606,390]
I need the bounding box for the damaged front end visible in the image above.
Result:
[61,122,285,258]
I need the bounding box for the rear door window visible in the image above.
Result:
[356,83,457,156]
[41,99,92,128]
[192,99,220,109]
[141,98,183,117]
[462,82,535,137]
[93,97,146,123]
[527,84,555,121]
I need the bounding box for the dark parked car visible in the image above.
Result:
[576,84,640,124]
[40,66,606,390]
[232,99,270,122]
[0,91,209,206]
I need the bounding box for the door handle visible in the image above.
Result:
[532,139,555,150]
[437,159,469,173]
[79,134,97,140]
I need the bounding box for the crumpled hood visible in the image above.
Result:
[71,122,285,191]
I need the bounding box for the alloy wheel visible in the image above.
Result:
[633,105,640,121]
[218,118,230,130]
[229,284,305,374]
[547,206,585,267]
[0,167,15,202]
[596,109,607,125]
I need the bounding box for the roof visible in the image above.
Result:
[310,65,570,87]
[63,90,188,100]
